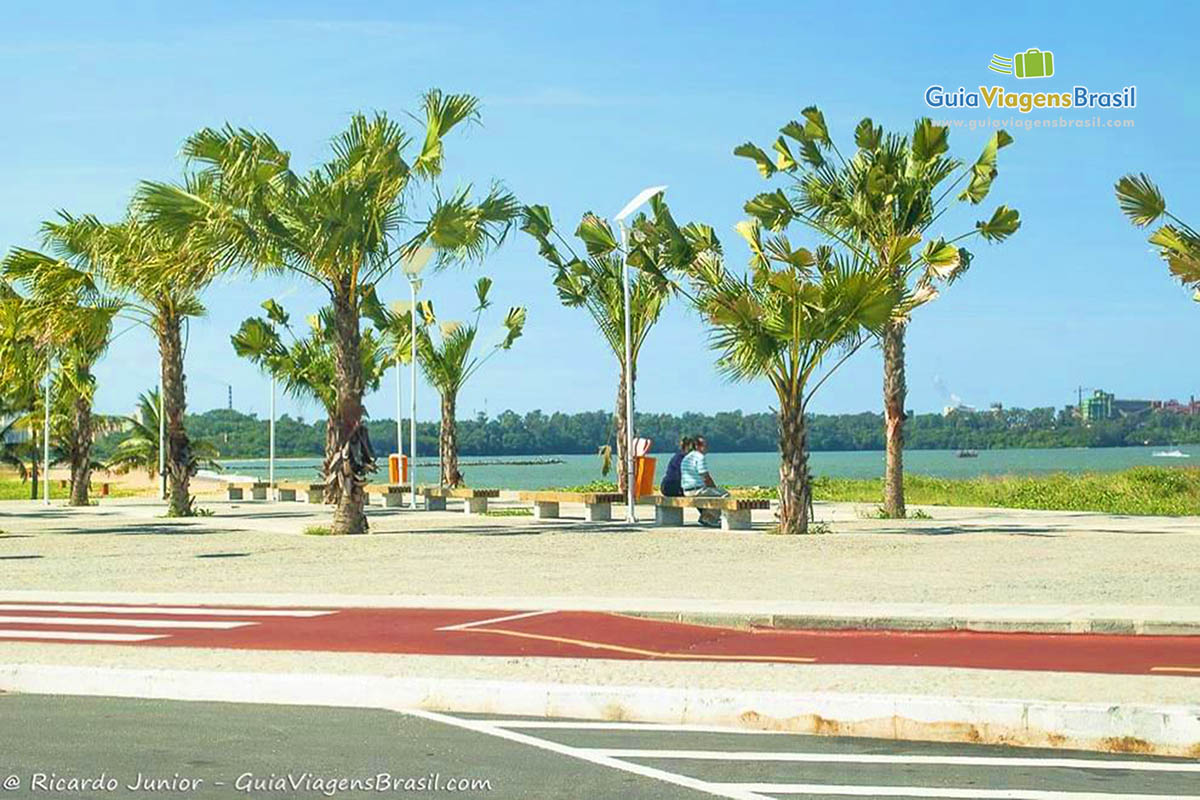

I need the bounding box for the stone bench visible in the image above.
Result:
[517,490,626,522]
[365,483,413,507]
[226,481,270,501]
[652,495,770,531]
[421,487,500,514]
[276,481,327,503]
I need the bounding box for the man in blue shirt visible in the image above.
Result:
[660,437,694,497]
[680,435,729,527]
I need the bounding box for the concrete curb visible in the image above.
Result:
[623,611,1200,636]
[1,663,1197,758]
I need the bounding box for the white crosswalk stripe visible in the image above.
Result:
[0,615,254,629]
[0,604,333,617]
[0,630,167,643]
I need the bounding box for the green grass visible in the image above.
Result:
[732,467,1200,516]
[546,480,619,493]
[302,525,334,536]
[0,475,140,501]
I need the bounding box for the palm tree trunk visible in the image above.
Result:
[882,320,907,518]
[322,414,337,503]
[329,286,369,535]
[614,361,635,493]
[68,393,92,506]
[160,313,193,516]
[440,392,459,487]
[777,395,812,535]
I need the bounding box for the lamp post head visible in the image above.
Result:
[615,185,668,223]
[402,245,435,277]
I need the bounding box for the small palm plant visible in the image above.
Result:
[521,199,697,489]
[403,278,525,487]
[232,299,389,490]
[1115,174,1200,304]
[735,109,1020,518]
[639,197,907,534]
[107,389,221,479]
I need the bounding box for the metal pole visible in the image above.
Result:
[158,384,166,501]
[269,378,276,499]
[42,358,50,506]
[395,352,403,464]
[620,221,635,523]
[409,279,418,510]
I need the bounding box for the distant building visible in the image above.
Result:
[1152,396,1200,415]
[1078,389,1197,421]
[942,403,975,417]
[1079,390,1113,422]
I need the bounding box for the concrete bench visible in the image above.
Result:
[652,495,770,531]
[517,490,626,522]
[276,481,327,503]
[227,481,270,501]
[365,483,412,507]
[421,487,500,514]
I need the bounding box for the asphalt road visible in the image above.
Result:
[2,601,1198,676]
[1,695,1198,799]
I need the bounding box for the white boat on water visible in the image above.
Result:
[1151,449,1190,458]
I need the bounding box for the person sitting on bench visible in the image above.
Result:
[660,437,694,498]
[680,435,729,527]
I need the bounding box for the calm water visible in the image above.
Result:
[219,444,1199,489]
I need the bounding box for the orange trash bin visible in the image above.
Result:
[388,454,409,484]
[633,455,656,498]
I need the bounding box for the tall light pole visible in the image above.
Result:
[614,185,668,523]
[402,246,434,509]
[42,356,50,506]
[268,378,276,498]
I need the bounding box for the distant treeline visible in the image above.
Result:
[92,405,1200,460]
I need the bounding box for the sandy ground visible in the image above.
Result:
[0,497,1197,606]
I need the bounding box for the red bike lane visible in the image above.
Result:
[0,602,1196,677]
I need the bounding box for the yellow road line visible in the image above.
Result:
[1150,666,1200,674]
[472,626,815,664]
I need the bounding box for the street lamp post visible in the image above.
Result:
[42,357,50,506]
[613,185,668,524]
[401,246,434,510]
[269,378,276,499]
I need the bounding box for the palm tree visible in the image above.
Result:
[1115,174,1200,304]
[2,243,120,505]
[521,203,686,490]
[139,94,517,534]
[645,210,904,534]
[29,208,226,515]
[106,388,220,478]
[735,109,1020,517]
[0,283,45,498]
[405,278,525,486]
[232,299,390,490]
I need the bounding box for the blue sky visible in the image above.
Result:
[3,0,1197,423]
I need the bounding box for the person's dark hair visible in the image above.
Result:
[679,436,695,452]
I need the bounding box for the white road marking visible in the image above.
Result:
[401,709,773,800]
[0,630,167,642]
[588,748,1200,772]
[718,786,1200,799]
[492,721,793,734]
[0,616,254,630]
[435,609,556,631]
[0,604,333,617]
